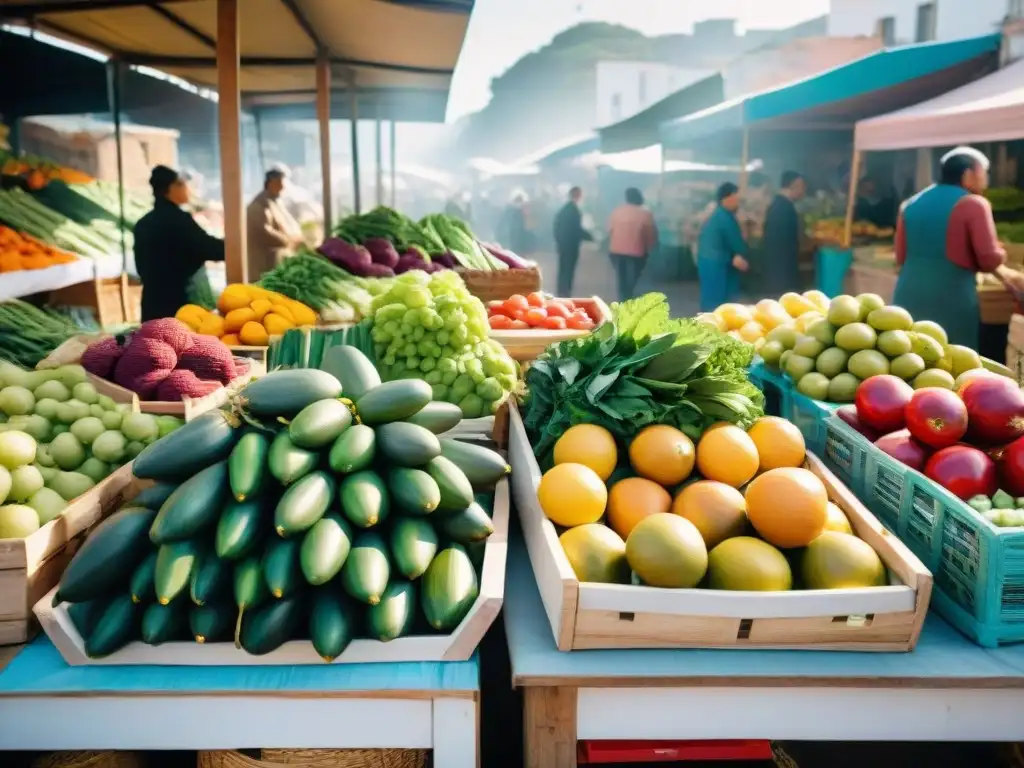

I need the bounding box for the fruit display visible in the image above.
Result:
[810,218,894,244]
[522,293,763,467]
[0,226,78,272]
[700,290,831,344]
[1,151,93,187]
[0,300,93,369]
[839,369,1024,529]
[539,414,888,593]
[175,284,318,348]
[258,251,379,324]
[486,293,598,332]
[80,319,251,401]
[757,291,985,403]
[324,207,531,277]
[0,361,184,540]
[51,360,510,660]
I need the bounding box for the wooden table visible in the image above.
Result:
[0,638,480,766]
[503,536,1024,768]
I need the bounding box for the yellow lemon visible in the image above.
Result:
[538,463,607,528]
[553,424,617,481]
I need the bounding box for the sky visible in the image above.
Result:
[446,0,831,120]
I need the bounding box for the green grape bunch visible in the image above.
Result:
[369,271,519,418]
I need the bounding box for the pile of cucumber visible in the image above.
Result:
[52,348,511,661]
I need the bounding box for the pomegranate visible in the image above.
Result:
[836,405,879,441]
[923,445,998,500]
[905,388,969,449]
[998,436,1024,497]
[961,376,1024,446]
[875,429,930,471]
[855,375,914,434]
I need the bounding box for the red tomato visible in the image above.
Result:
[543,316,568,330]
[874,429,930,471]
[525,307,548,326]
[508,309,527,322]
[854,375,913,434]
[488,314,512,329]
[527,292,547,308]
[560,299,577,310]
[487,300,508,316]
[509,319,530,330]
[545,302,571,319]
[924,445,998,500]
[905,388,968,449]
[504,294,529,314]
[961,376,1024,446]
[567,314,592,330]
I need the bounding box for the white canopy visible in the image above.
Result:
[855,58,1024,151]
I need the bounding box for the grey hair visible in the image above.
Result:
[940,146,989,170]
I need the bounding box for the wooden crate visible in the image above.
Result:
[489,297,610,363]
[508,405,933,652]
[0,462,137,645]
[47,275,141,327]
[34,462,509,665]
[978,282,1018,325]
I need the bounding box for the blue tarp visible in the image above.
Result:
[661,33,1002,147]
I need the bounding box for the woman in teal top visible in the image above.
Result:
[696,182,749,312]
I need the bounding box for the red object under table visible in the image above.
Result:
[578,739,774,763]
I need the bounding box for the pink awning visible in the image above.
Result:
[855,58,1024,151]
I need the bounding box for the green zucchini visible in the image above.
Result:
[438,438,510,487]
[421,544,478,632]
[189,548,232,606]
[215,498,266,560]
[404,401,462,435]
[375,422,441,467]
[300,513,352,586]
[190,602,234,643]
[130,482,177,510]
[241,369,342,417]
[154,540,200,605]
[233,555,268,647]
[309,588,355,662]
[240,596,304,655]
[328,424,376,474]
[54,506,156,605]
[321,346,380,402]
[268,431,318,486]
[133,410,239,482]
[67,596,110,639]
[389,517,438,580]
[388,468,440,515]
[149,460,229,544]
[141,600,188,645]
[354,379,432,425]
[274,470,335,537]
[229,431,269,502]
[341,532,390,605]
[426,456,474,511]
[367,580,416,642]
[129,552,158,604]
[262,537,302,598]
[85,594,137,659]
[436,500,494,544]
[339,471,389,529]
[288,399,352,449]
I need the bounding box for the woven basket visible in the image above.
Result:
[197,749,427,768]
[456,265,541,302]
[32,752,145,768]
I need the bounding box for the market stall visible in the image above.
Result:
[658,33,1003,295]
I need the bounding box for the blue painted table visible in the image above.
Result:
[503,535,1024,768]
[0,639,479,765]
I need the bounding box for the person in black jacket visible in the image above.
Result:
[552,187,593,296]
[762,170,806,296]
[134,166,225,321]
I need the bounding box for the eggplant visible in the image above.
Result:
[364,238,400,268]
[362,263,396,278]
[318,239,372,274]
[483,242,531,269]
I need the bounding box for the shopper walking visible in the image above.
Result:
[762,170,806,295]
[607,188,658,301]
[696,182,749,312]
[553,186,593,296]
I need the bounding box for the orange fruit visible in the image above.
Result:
[554,424,618,481]
[672,480,747,548]
[538,463,607,528]
[747,416,806,471]
[220,333,241,347]
[696,425,758,488]
[628,425,695,486]
[607,477,672,539]
[744,467,828,549]
[224,307,256,333]
[713,303,753,331]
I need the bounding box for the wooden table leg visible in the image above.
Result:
[524,686,577,768]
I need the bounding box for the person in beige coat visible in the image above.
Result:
[246,169,304,280]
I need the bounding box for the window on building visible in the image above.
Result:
[638,72,648,106]
[916,3,937,42]
[611,93,622,121]
[876,15,896,45]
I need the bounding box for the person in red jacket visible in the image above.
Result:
[894,147,1024,350]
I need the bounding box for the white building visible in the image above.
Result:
[828,0,1017,45]
[595,62,714,126]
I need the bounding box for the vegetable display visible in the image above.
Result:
[0,300,91,369]
[51,361,510,659]
[80,319,250,401]
[0,226,78,272]
[1,152,93,188]
[258,251,380,324]
[175,284,318,347]
[0,361,184,540]
[487,292,597,331]
[522,292,763,468]
[0,188,128,259]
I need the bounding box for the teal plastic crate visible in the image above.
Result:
[787,389,838,458]
[747,361,790,418]
[822,413,1024,647]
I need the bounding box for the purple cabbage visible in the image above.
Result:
[395,252,427,275]
[431,251,458,269]
[482,242,532,269]
[363,237,400,268]
[318,238,373,275]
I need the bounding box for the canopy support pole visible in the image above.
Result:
[389,121,397,207]
[843,150,862,248]
[739,128,750,192]
[253,112,267,172]
[217,0,246,284]
[316,55,333,231]
[106,57,130,320]
[375,119,383,207]
[349,86,361,214]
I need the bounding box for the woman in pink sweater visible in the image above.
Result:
[607,188,658,301]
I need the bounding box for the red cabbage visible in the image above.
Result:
[364,238,400,268]
[319,238,373,275]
